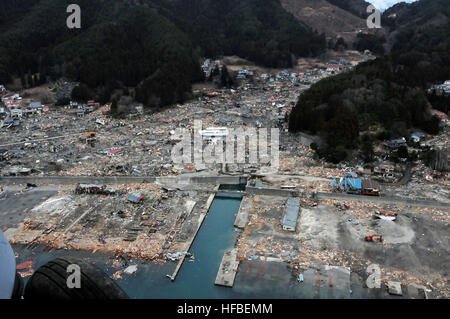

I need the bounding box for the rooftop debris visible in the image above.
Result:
[75,184,117,195]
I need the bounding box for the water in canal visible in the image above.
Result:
[120,187,244,298]
[12,185,388,298]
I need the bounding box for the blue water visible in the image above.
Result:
[15,190,245,298]
[119,192,243,298]
[12,186,397,299]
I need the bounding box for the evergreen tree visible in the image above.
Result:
[71,84,91,102]
[220,66,233,88]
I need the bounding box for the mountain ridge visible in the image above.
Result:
[289,0,450,163]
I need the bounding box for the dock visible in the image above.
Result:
[170,185,219,281]
[234,196,250,229]
[214,248,239,287]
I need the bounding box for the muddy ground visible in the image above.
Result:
[237,195,449,298]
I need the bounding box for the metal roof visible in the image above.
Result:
[346,177,362,190]
[281,198,300,229]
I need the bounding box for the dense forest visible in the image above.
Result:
[53,7,203,107]
[0,0,326,108]
[289,0,450,163]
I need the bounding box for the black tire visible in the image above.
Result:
[24,257,129,299]
[11,272,24,299]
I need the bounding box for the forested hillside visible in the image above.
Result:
[289,0,450,163]
[0,0,113,84]
[326,0,371,18]
[383,0,450,31]
[0,0,203,107]
[53,7,203,107]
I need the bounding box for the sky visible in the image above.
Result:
[369,0,418,11]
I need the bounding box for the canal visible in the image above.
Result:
[14,185,246,298]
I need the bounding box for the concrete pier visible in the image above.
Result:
[234,196,250,229]
[215,248,239,287]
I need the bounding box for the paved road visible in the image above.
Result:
[1,175,447,209]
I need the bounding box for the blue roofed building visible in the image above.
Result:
[281,198,300,232]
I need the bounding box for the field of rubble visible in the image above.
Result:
[235,194,449,298]
[0,52,373,178]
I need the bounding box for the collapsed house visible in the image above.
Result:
[333,176,381,196]
[75,184,117,195]
[373,164,398,180]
